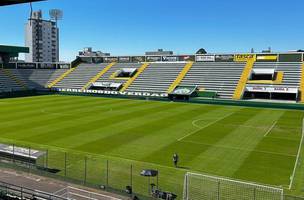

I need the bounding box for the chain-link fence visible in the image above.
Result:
[0,143,185,199]
[0,142,303,200]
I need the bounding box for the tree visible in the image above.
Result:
[196,48,207,54]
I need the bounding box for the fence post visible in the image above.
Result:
[64,152,67,177]
[130,164,133,190]
[157,169,159,189]
[184,174,188,200]
[28,147,31,172]
[84,156,87,185]
[12,144,15,163]
[106,160,109,187]
[217,181,220,200]
[45,149,48,169]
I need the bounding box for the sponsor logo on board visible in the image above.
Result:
[54,88,168,97]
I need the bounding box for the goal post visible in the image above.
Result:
[183,172,283,200]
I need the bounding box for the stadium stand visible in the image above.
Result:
[120,62,149,92]
[98,63,142,84]
[53,63,108,89]
[1,52,303,102]
[0,69,27,91]
[300,63,304,102]
[167,62,194,93]
[81,62,116,90]
[124,62,187,93]
[180,62,246,99]
[8,69,68,90]
[233,59,255,100]
[47,67,75,88]
[246,62,302,88]
[240,62,303,101]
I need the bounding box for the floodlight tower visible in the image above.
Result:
[49,9,63,27]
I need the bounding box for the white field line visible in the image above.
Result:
[68,186,121,200]
[177,112,235,141]
[289,118,304,189]
[193,120,271,130]
[182,140,296,157]
[264,121,277,137]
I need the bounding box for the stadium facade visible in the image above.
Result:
[1,51,303,105]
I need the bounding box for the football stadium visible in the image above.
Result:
[1,0,304,200]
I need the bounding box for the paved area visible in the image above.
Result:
[0,168,130,200]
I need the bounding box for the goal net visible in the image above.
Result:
[183,172,283,200]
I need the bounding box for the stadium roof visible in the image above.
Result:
[0,45,29,57]
[0,0,44,6]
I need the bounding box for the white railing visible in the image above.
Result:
[8,62,71,69]
[53,186,122,200]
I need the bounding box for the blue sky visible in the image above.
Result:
[0,0,303,61]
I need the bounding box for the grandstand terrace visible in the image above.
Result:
[0,52,303,103]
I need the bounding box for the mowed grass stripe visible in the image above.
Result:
[266,111,304,140]
[0,95,303,192]
[0,99,141,140]
[0,95,84,112]
[107,106,241,160]
[62,104,221,151]
[0,97,130,133]
[233,110,304,186]
[72,103,210,153]
[187,109,285,177]
[141,108,254,166]
[0,95,71,104]
[51,102,199,148]
[253,110,304,157]
[22,100,180,144]
[0,95,121,122]
[177,112,235,141]
[81,106,238,159]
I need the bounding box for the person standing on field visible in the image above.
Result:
[173,153,179,168]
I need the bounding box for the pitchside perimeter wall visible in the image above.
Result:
[44,90,304,111]
[1,89,304,110]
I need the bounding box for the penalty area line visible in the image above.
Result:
[177,112,235,141]
[264,121,277,137]
[289,118,304,189]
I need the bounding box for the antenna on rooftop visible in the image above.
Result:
[49,9,63,27]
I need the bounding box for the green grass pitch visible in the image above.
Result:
[0,94,304,197]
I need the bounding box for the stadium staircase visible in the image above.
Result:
[81,62,116,90]
[0,69,27,90]
[0,69,26,92]
[167,62,194,93]
[124,63,187,93]
[232,59,255,100]
[48,67,76,88]
[180,62,246,99]
[120,62,150,92]
[53,63,108,89]
[300,63,304,102]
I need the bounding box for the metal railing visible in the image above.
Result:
[0,180,67,200]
